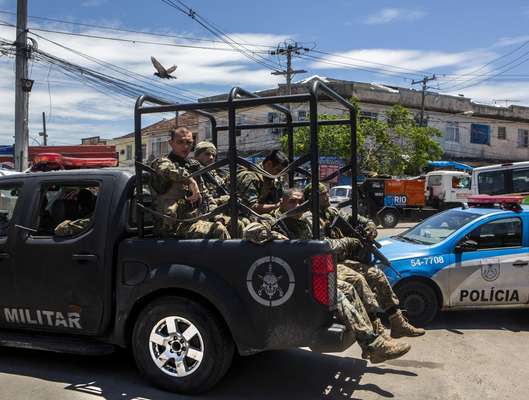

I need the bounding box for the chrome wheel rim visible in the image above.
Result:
[149,316,204,377]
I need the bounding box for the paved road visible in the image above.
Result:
[0,309,528,399]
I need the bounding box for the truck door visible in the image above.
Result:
[0,183,24,316]
[10,179,112,335]
[450,216,529,307]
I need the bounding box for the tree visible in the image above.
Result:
[281,103,443,176]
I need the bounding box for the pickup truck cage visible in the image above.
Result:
[134,80,359,239]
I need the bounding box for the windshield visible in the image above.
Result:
[398,210,480,245]
[331,188,349,197]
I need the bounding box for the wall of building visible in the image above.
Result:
[196,79,529,163]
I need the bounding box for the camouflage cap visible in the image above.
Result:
[194,141,217,156]
[303,182,327,200]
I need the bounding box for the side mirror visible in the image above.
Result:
[455,239,478,253]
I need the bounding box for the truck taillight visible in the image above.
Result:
[311,254,336,306]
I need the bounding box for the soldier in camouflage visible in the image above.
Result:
[149,127,229,239]
[194,141,229,205]
[305,183,425,338]
[54,188,96,237]
[251,188,411,363]
[236,150,288,215]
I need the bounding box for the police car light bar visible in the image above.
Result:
[33,153,118,169]
[466,194,524,212]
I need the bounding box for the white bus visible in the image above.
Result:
[471,161,529,198]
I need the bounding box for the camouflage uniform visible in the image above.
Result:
[270,208,381,317]
[236,166,283,211]
[321,206,400,312]
[54,218,91,236]
[244,209,411,359]
[149,152,229,239]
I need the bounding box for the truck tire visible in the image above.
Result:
[132,296,234,394]
[395,281,438,327]
[380,209,399,228]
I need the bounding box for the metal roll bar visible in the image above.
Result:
[133,79,359,239]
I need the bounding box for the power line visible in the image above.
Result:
[0,9,276,48]
[27,26,271,53]
[158,0,283,72]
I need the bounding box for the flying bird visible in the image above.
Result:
[151,56,177,79]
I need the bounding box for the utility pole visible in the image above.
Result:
[39,111,47,146]
[14,0,30,171]
[270,40,309,107]
[412,74,436,127]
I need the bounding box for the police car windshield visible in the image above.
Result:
[398,210,480,245]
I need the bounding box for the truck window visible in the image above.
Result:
[0,186,21,236]
[478,170,507,195]
[35,183,99,237]
[512,168,529,193]
[452,176,471,189]
[427,175,442,186]
[467,217,522,249]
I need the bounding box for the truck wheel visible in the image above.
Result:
[132,296,234,394]
[380,209,399,228]
[395,281,438,327]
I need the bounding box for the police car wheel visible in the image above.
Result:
[395,281,438,327]
[132,296,234,394]
[380,209,398,228]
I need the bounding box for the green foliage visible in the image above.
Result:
[281,103,444,176]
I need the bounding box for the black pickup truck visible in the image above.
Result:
[0,168,353,393]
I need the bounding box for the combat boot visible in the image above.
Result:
[361,318,391,359]
[366,336,411,364]
[389,309,426,338]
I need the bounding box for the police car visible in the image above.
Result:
[378,195,529,326]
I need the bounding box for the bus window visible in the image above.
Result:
[478,170,507,195]
[512,168,529,192]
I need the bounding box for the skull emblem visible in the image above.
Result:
[257,265,284,299]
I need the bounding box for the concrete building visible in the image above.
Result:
[195,76,529,164]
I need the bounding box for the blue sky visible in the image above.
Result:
[0,0,528,144]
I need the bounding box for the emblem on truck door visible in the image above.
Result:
[246,256,295,307]
[481,258,500,282]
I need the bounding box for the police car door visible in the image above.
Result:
[450,216,529,307]
[9,178,111,335]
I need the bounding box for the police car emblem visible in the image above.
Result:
[481,261,500,282]
[246,256,295,307]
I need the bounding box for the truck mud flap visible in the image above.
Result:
[309,323,355,353]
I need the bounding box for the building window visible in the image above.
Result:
[204,125,212,140]
[498,126,507,140]
[141,144,147,160]
[445,122,460,142]
[125,144,133,160]
[267,112,281,135]
[518,129,529,148]
[297,110,307,121]
[360,111,378,121]
[152,140,161,157]
[470,124,491,145]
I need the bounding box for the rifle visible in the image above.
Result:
[202,170,229,196]
[330,213,402,278]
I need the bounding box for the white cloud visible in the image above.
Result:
[450,82,529,106]
[365,8,426,25]
[309,48,495,75]
[0,23,287,144]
